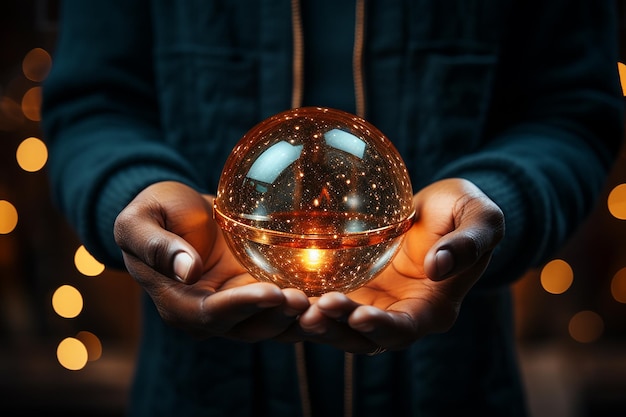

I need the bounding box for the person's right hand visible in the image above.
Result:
[113,181,309,341]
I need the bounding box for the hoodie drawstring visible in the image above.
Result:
[291,0,366,417]
[291,1,366,416]
[290,0,367,118]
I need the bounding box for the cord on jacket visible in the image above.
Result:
[290,1,366,416]
[290,0,304,110]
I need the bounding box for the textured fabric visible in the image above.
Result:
[42,0,624,416]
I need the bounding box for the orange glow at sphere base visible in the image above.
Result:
[214,107,414,296]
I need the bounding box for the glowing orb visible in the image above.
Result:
[214,107,414,296]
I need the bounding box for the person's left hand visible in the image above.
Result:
[287,178,505,354]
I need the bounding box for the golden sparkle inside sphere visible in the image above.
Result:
[214,107,414,296]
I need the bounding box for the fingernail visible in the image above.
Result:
[435,249,454,279]
[173,252,193,282]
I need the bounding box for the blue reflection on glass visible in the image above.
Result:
[324,128,366,159]
[246,141,303,185]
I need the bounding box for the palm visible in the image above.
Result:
[346,225,440,309]
[295,178,503,353]
[116,181,309,341]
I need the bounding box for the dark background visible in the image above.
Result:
[1,1,626,416]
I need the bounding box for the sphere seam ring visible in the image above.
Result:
[213,204,415,249]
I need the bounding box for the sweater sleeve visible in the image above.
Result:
[434,0,624,287]
[42,0,203,269]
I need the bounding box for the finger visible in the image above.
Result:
[301,319,379,354]
[293,293,390,353]
[195,282,287,332]
[348,304,422,350]
[167,280,289,337]
[228,288,310,342]
[424,192,504,281]
[297,302,422,354]
[299,292,357,333]
[115,202,204,284]
[282,287,313,316]
[295,304,377,353]
[347,292,464,351]
[123,249,296,339]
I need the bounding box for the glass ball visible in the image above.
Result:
[214,107,414,296]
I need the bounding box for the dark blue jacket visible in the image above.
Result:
[42,0,623,415]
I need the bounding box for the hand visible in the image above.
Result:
[113,181,309,341]
[296,178,504,354]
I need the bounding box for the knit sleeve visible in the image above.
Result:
[434,0,624,288]
[41,0,202,269]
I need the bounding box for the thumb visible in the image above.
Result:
[115,209,204,284]
[113,182,211,284]
[424,192,504,281]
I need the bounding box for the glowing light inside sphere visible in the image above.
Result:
[214,107,414,296]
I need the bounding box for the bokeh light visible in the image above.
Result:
[76,331,102,362]
[52,285,83,318]
[21,86,42,121]
[619,62,626,96]
[540,259,573,294]
[607,183,626,220]
[611,267,626,304]
[74,245,105,276]
[568,310,604,343]
[16,136,48,172]
[0,96,24,131]
[0,200,19,234]
[22,47,52,82]
[56,337,88,371]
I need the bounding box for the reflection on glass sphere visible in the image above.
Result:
[214,107,414,296]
